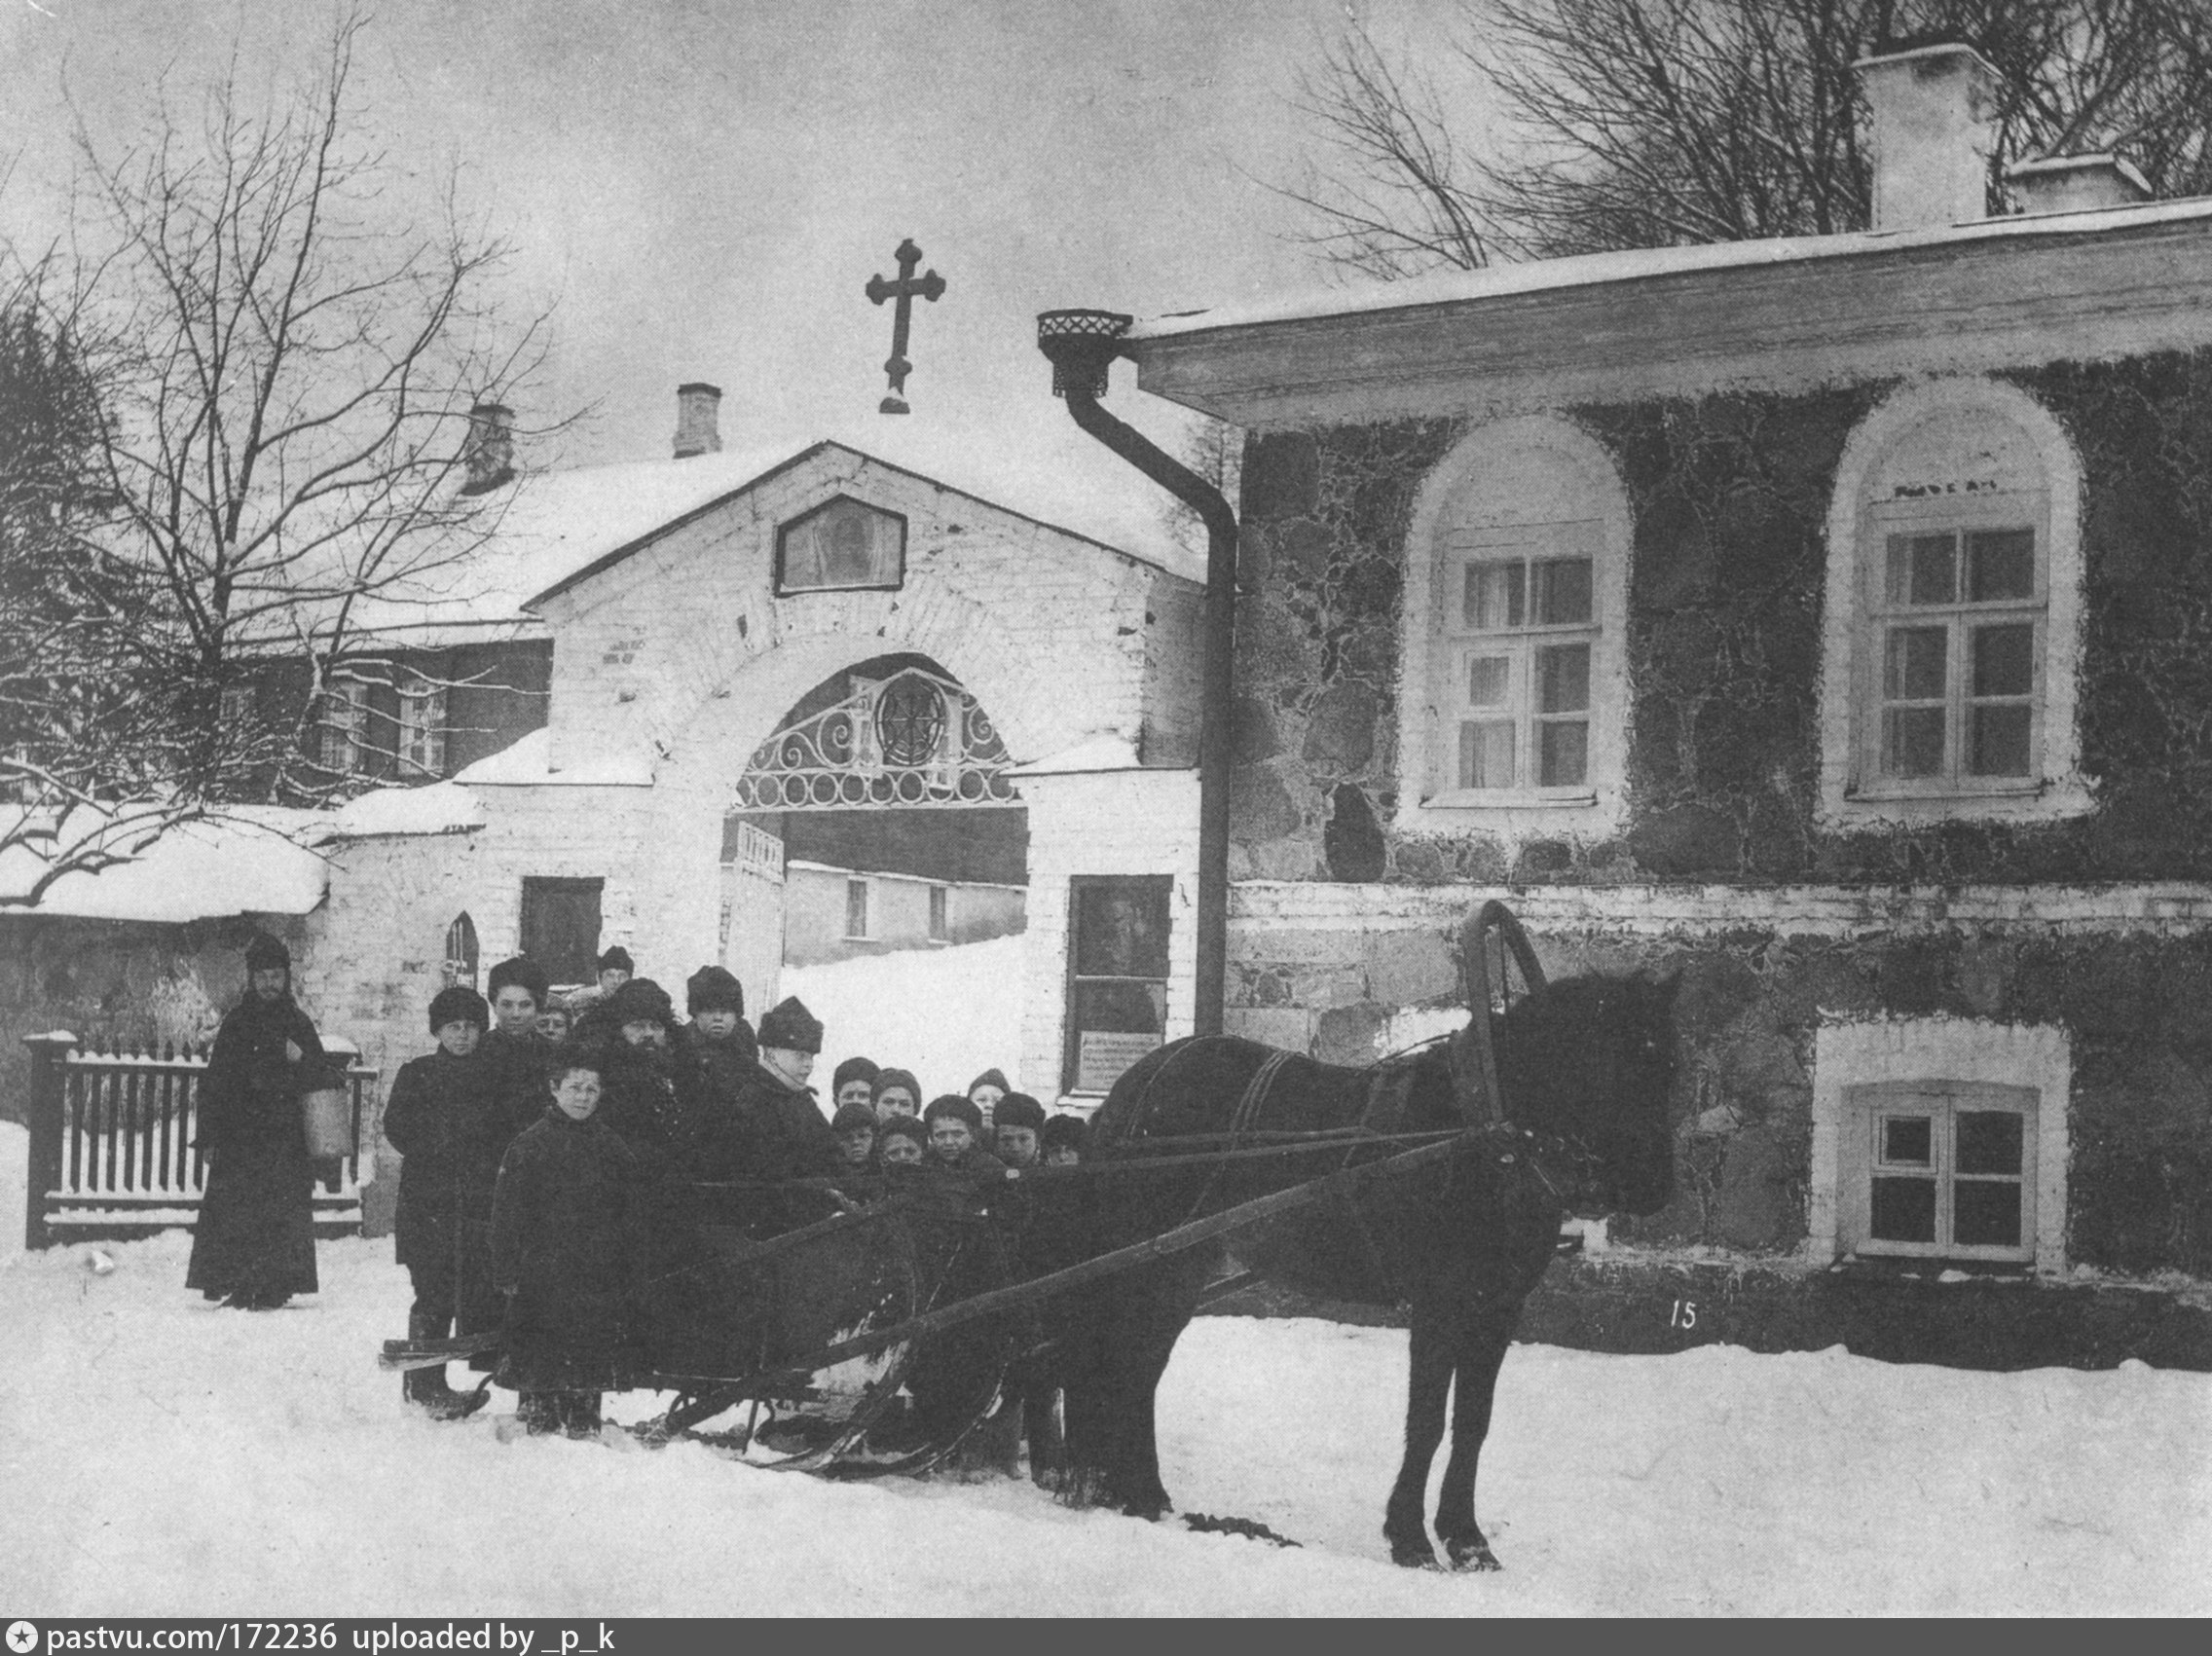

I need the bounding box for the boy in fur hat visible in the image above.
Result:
[991,1092,1048,1169]
[875,1113,929,1166]
[830,1055,880,1113]
[830,1101,877,1171]
[921,1093,1005,1176]
[870,1067,922,1122]
[383,985,498,1417]
[1041,1112,1087,1166]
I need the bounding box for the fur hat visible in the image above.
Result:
[427,985,490,1034]
[608,976,675,1028]
[871,1067,921,1106]
[966,1067,1011,1098]
[878,1112,929,1148]
[830,1101,877,1135]
[923,1093,983,1133]
[757,996,824,1054]
[992,1091,1047,1132]
[685,964,745,1016]
[598,946,635,975]
[545,1041,604,1083]
[487,956,549,1006]
[831,1055,880,1094]
[243,933,291,973]
[1041,1113,1087,1155]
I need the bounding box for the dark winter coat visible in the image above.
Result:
[596,1039,706,1173]
[476,1028,554,1158]
[490,1107,645,1392]
[692,1059,838,1183]
[383,1048,505,1272]
[185,988,326,1304]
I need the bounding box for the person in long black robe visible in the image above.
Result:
[186,933,326,1309]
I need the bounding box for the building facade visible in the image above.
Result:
[1107,46,2212,1364]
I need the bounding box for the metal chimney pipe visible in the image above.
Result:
[1037,309,1235,1039]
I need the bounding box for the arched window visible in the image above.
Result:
[1819,380,2087,824]
[1398,417,1634,839]
[444,913,479,990]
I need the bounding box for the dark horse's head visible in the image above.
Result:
[1448,974,1678,1215]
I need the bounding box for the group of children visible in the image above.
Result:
[386,944,1087,1445]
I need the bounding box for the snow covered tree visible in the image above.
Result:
[1279,0,2212,274]
[0,12,557,904]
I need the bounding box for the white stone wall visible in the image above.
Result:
[1019,767,1200,1105]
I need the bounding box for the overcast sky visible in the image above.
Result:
[1,0,1475,502]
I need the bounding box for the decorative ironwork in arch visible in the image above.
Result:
[732,666,1015,810]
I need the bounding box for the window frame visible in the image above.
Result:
[774,495,908,596]
[1397,417,1634,842]
[397,675,448,780]
[1838,1079,2038,1263]
[1819,379,2087,827]
[1061,874,1172,1097]
[316,677,370,776]
[1809,1016,2070,1274]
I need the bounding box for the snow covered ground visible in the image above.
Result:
[784,934,1029,1104]
[3,1144,2207,1617]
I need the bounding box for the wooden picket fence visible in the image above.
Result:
[20,1033,376,1250]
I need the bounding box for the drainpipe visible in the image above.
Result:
[1037,309,1235,1040]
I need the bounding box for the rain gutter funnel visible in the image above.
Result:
[1037,308,1235,1040]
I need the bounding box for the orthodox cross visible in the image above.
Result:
[865,239,946,415]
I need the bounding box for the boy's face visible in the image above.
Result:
[694,1008,738,1041]
[881,1135,925,1166]
[493,986,538,1034]
[535,1009,570,1042]
[929,1119,974,1162]
[551,1068,602,1121]
[835,1078,875,1110]
[996,1125,1040,1167]
[873,1086,916,1122]
[599,967,630,996]
[621,1018,667,1049]
[836,1125,875,1167]
[970,1083,1006,1115]
[1046,1144,1081,1167]
[436,1019,482,1058]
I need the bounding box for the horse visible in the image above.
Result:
[1048,906,1677,1570]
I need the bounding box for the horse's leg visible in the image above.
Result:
[1432,1303,1520,1571]
[1382,1291,1455,1569]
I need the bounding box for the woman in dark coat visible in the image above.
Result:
[186,933,326,1309]
[383,984,501,1416]
[491,1048,645,1436]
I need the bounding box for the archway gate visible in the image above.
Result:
[732,665,1016,812]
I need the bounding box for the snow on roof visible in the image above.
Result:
[1126,195,2212,341]
[1006,735,1148,776]
[0,806,328,924]
[345,419,1200,640]
[320,782,487,839]
[451,727,654,787]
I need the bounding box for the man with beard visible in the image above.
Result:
[186,933,327,1309]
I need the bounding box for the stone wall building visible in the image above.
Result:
[1105,45,2212,1364]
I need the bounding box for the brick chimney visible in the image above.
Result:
[460,402,515,496]
[2008,153,2153,215]
[674,382,723,460]
[1856,43,2002,231]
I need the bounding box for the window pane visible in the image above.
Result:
[1537,720,1588,788]
[1536,644,1589,713]
[1885,627,1948,699]
[1881,1116,1933,1166]
[1871,1176,1937,1242]
[1887,533,1957,605]
[1969,705,2032,777]
[1463,563,1524,631]
[1533,558,1593,625]
[1954,1180,2022,1248]
[1466,655,1510,708]
[1458,720,1515,790]
[1883,707,1947,778]
[1956,1111,2024,1176]
[1972,624,2034,697]
[1968,530,2035,601]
